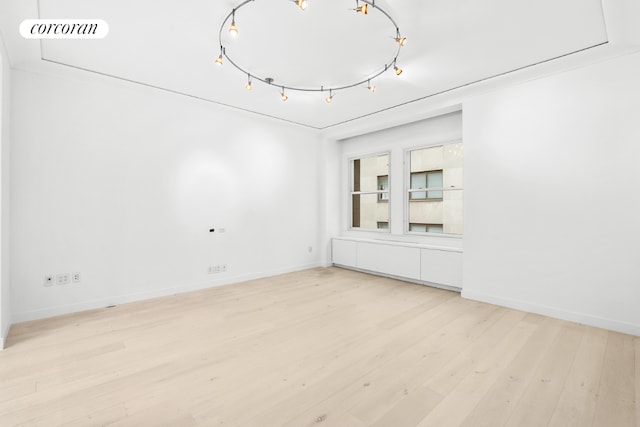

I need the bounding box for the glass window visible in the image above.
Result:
[407,143,463,235]
[351,154,390,230]
[410,170,443,200]
[377,175,389,202]
[409,223,444,233]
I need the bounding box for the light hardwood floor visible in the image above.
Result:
[0,267,637,426]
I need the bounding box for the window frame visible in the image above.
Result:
[348,151,391,233]
[404,141,463,237]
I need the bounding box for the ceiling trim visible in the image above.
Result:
[323,41,609,130]
[40,57,323,130]
[36,0,323,130]
[41,39,609,132]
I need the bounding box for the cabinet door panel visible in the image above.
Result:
[421,249,462,288]
[332,239,358,267]
[357,242,421,280]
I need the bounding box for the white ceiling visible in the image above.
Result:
[1,0,610,129]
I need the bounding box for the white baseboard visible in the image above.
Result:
[12,262,322,324]
[333,264,462,293]
[462,289,640,337]
[0,321,11,350]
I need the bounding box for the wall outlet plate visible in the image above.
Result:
[56,273,70,285]
[44,275,54,287]
[72,272,81,283]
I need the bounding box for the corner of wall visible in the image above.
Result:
[318,135,342,267]
[0,30,11,350]
[602,0,640,48]
[0,322,10,350]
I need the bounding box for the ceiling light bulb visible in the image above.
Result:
[368,84,376,93]
[229,20,238,37]
[394,65,403,76]
[297,0,307,10]
[396,37,407,46]
[245,80,252,91]
[356,4,369,14]
[281,90,288,101]
[215,54,223,66]
[326,90,333,103]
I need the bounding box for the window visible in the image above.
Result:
[410,170,443,200]
[407,143,463,235]
[377,222,389,230]
[409,223,443,233]
[377,175,389,202]
[351,153,389,230]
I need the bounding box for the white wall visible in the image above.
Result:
[463,51,640,336]
[11,68,322,322]
[0,35,11,348]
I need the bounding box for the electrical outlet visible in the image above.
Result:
[72,272,81,283]
[221,264,227,272]
[44,275,54,287]
[56,273,70,285]
[208,265,221,274]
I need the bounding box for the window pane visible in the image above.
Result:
[408,143,463,235]
[409,223,427,232]
[426,224,444,233]
[426,171,443,199]
[409,223,444,233]
[378,175,389,201]
[410,172,426,199]
[354,154,389,192]
[352,193,388,229]
[351,154,389,230]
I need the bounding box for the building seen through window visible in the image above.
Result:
[408,143,463,235]
[351,154,389,230]
[350,143,462,235]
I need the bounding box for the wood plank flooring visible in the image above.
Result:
[0,267,637,426]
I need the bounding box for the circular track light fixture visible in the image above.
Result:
[216,0,406,102]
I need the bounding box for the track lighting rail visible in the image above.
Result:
[216,0,406,101]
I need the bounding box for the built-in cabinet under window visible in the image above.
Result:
[332,237,463,290]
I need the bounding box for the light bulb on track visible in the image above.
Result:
[325,90,333,103]
[355,4,369,14]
